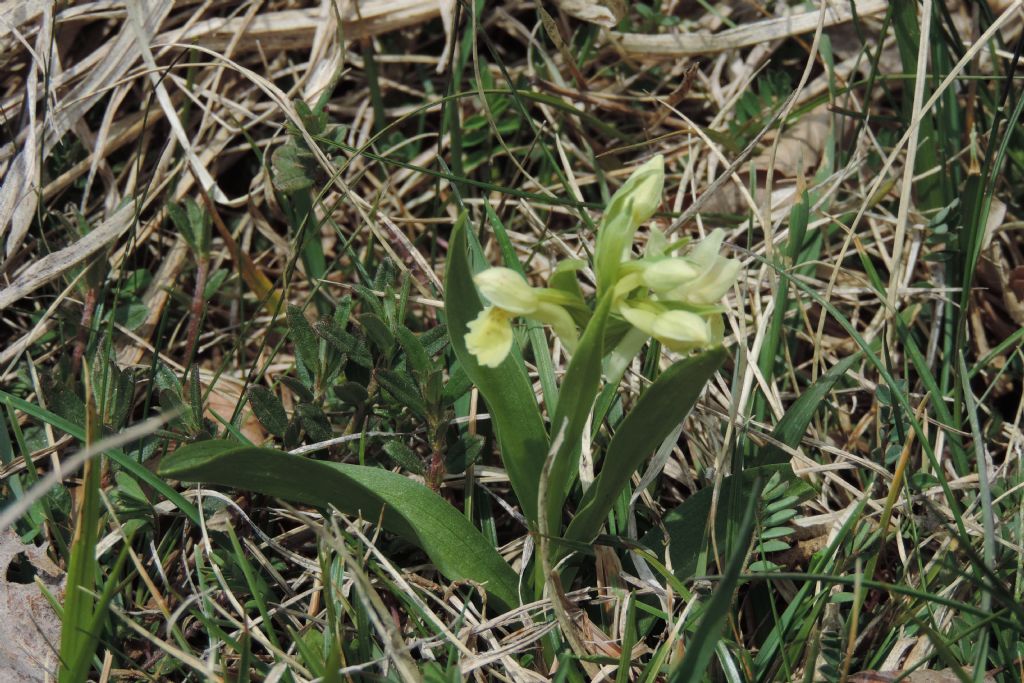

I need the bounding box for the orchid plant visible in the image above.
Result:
[157,154,745,612]
[445,154,742,556]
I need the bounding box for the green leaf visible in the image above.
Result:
[334,295,354,329]
[562,347,725,549]
[41,376,85,428]
[419,324,449,356]
[279,376,315,403]
[295,403,332,443]
[58,442,101,683]
[111,302,149,331]
[160,389,198,434]
[152,361,182,394]
[247,386,288,437]
[441,365,472,406]
[110,368,136,429]
[166,199,210,255]
[295,99,327,136]
[397,326,431,380]
[287,305,322,379]
[203,268,228,300]
[444,212,549,524]
[158,441,519,609]
[333,381,368,406]
[645,466,782,582]
[373,257,397,292]
[188,365,203,428]
[751,350,861,467]
[445,432,484,473]
[543,293,612,533]
[359,313,395,355]
[271,143,317,193]
[0,390,200,524]
[167,201,198,253]
[315,317,372,369]
[377,369,428,420]
[382,440,426,475]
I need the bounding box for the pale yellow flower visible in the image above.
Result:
[465,306,515,368]
[464,268,578,368]
[664,229,741,305]
[619,302,719,353]
[640,257,701,293]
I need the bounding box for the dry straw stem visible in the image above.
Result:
[611,0,888,56]
[163,0,441,52]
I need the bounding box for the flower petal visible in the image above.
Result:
[532,301,579,353]
[641,257,700,292]
[618,302,659,337]
[474,268,539,315]
[683,257,741,304]
[689,228,727,269]
[465,306,514,368]
[651,310,711,345]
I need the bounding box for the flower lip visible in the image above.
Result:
[465,306,514,368]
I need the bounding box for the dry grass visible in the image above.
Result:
[2,1,1024,681]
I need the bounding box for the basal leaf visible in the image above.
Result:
[543,293,612,533]
[562,347,725,549]
[444,213,549,525]
[158,440,519,609]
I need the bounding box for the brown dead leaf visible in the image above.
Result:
[0,529,64,681]
[753,108,831,178]
[205,383,267,445]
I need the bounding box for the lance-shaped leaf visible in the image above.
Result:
[543,293,612,534]
[444,213,549,524]
[159,440,518,610]
[562,347,725,549]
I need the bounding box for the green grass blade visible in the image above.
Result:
[751,350,865,467]
[668,475,763,682]
[58,403,102,683]
[0,389,200,524]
